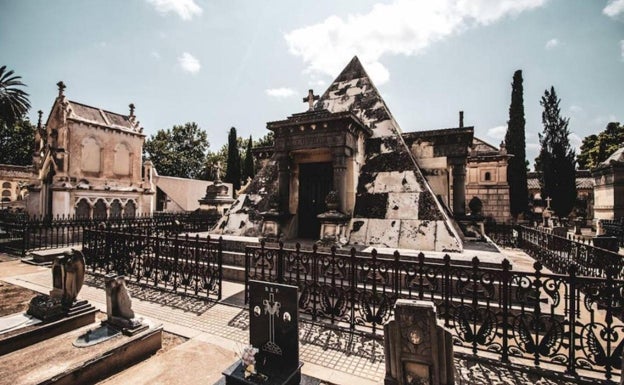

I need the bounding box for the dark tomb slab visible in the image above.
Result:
[224,280,301,385]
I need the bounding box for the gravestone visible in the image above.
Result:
[104,275,147,335]
[384,299,454,385]
[223,280,301,385]
[28,249,90,321]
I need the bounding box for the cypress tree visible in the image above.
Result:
[224,127,241,190]
[242,135,254,182]
[536,87,577,218]
[504,70,529,221]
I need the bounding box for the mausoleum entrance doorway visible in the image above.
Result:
[297,162,333,238]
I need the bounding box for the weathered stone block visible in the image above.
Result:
[348,219,369,245]
[397,220,436,250]
[372,172,421,194]
[366,219,400,248]
[386,192,419,219]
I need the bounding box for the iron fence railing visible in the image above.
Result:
[245,241,624,383]
[602,219,624,248]
[82,227,223,300]
[0,211,221,256]
[518,225,624,280]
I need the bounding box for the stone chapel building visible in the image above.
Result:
[215,57,464,252]
[26,82,154,219]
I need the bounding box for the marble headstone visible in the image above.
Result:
[28,249,87,321]
[104,275,146,335]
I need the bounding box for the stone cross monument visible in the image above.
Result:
[302,89,319,111]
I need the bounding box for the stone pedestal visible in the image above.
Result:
[198,181,235,215]
[317,209,350,245]
[384,299,454,385]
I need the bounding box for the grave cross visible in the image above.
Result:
[57,81,66,97]
[545,196,552,210]
[262,292,282,355]
[302,89,319,111]
[213,161,222,182]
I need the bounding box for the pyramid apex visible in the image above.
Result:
[333,55,369,83]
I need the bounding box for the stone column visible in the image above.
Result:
[332,148,348,212]
[276,152,290,213]
[452,163,466,217]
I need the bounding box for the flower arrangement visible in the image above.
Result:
[239,344,259,378]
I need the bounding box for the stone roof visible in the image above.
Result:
[471,137,498,154]
[599,146,624,167]
[527,170,594,191]
[64,100,142,134]
[155,175,225,212]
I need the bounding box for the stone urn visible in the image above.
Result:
[325,190,340,212]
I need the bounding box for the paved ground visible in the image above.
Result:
[0,250,601,385]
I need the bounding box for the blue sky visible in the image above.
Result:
[1,0,623,166]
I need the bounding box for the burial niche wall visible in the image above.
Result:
[81,136,101,174]
[113,142,131,176]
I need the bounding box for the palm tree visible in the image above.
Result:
[0,65,31,126]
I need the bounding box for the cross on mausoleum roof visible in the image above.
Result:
[302,89,319,111]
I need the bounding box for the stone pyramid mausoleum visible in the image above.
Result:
[215,57,463,252]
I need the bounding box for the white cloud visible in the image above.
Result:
[545,38,558,49]
[151,51,161,60]
[527,142,540,151]
[284,0,546,85]
[569,105,582,114]
[146,0,202,20]
[178,52,200,74]
[604,0,624,18]
[487,125,507,140]
[265,88,297,98]
[569,133,582,153]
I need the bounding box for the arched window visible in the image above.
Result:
[114,143,131,176]
[110,200,122,218]
[81,137,101,173]
[484,172,491,181]
[124,200,136,218]
[75,199,91,219]
[93,199,107,219]
[2,190,11,198]
[2,182,11,189]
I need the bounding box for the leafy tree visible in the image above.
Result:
[224,127,242,190]
[0,118,35,165]
[535,87,576,218]
[254,131,274,148]
[504,70,529,220]
[144,122,209,179]
[576,134,597,169]
[0,66,31,126]
[242,135,254,182]
[576,122,624,169]
[201,147,227,180]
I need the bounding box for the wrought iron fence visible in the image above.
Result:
[518,225,624,280]
[0,211,221,256]
[245,241,624,382]
[82,226,223,300]
[602,219,624,248]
